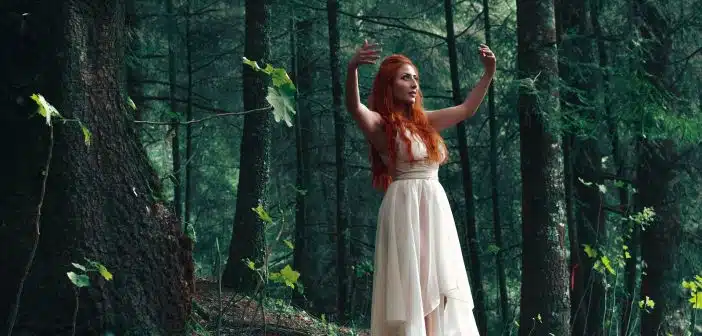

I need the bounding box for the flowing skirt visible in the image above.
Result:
[370,179,480,336]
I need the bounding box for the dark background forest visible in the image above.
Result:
[1,0,700,335]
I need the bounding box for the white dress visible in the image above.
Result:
[370,131,480,336]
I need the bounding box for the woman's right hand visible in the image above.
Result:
[348,40,381,70]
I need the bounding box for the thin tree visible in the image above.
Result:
[443,0,487,332]
[222,0,272,292]
[327,0,349,322]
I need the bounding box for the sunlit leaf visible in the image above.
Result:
[578,177,593,186]
[72,263,87,271]
[252,204,273,224]
[245,259,256,270]
[127,96,137,111]
[690,292,702,309]
[30,93,62,126]
[601,256,615,275]
[487,244,501,255]
[583,244,597,258]
[283,239,294,250]
[279,264,300,289]
[79,121,92,147]
[597,184,607,194]
[266,86,296,127]
[97,264,113,281]
[67,271,90,288]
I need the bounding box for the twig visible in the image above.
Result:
[216,238,222,336]
[72,287,79,336]
[7,125,54,336]
[133,106,273,125]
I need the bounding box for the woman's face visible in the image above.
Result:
[392,64,419,107]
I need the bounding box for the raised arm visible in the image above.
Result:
[427,44,497,132]
[345,40,383,137]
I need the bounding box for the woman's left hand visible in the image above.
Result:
[479,44,496,76]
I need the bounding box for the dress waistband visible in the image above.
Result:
[393,170,439,181]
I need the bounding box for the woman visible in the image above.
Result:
[345,40,496,336]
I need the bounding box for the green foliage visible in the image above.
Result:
[639,296,656,313]
[682,273,702,310]
[30,93,92,147]
[66,258,113,288]
[242,57,297,127]
[31,93,62,126]
[243,204,302,292]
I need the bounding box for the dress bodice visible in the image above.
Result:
[380,131,445,181]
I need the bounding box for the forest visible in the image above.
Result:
[0,0,700,335]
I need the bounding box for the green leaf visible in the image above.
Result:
[536,313,542,323]
[78,121,92,147]
[97,264,113,281]
[30,93,62,126]
[487,244,501,255]
[625,251,632,259]
[245,259,256,270]
[242,57,262,71]
[266,86,296,127]
[583,244,598,258]
[279,264,300,289]
[690,292,702,309]
[127,96,137,111]
[72,263,87,271]
[578,177,593,187]
[67,271,90,288]
[597,184,607,194]
[601,256,615,275]
[252,204,273,224]
[283,239,294,250]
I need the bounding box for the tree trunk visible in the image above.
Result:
[631,0,684,334]
[483,0,510,327]
[516,0,571,334]
[0,1,193,334]
[222,0,272,292]
[291,17,315,309]
[632,2,684,334]
[166,0,182,219]
[184,0,194,227]
[443,1,487,333]
[556,0,606,334]
[125,0,143,121]
[327,0,349,323]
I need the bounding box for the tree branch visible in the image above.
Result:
[133,95,272,125]
[291,0,446,41]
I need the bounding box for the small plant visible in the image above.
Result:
[67,258,113,336]
[682,274,702,310]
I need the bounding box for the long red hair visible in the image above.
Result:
[369,54,446,191]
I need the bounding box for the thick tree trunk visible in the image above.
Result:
[632,0,684,334]
[483,0,510,327]
[291,17,315,309]
[327,0,349,323]
[555,0,606,334]
[222,0,272,292]
[0,1,193,334]
[443,1,487,333]
[516,0,571,334]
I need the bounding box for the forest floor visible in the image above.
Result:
[193,279,370,336]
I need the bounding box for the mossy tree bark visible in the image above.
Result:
[0,1,194,334]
